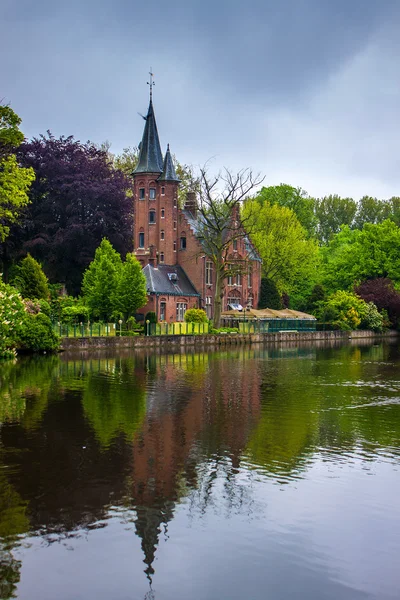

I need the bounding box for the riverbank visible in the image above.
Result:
[60,329,398,351]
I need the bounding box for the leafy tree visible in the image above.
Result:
[194,167,264,328]
[17,313,60,352]
[11,253,49,299]
[353,196,391,229]
[258,278,282,309]
[242,200,319,302]
[255,184,316,237]
[82,239,122,320]
[306,284,326,312]
[321,221,400,293]
[3,133,133,295]
[0,105,34,243]
[355,278,400,328]
[184,308,208,323]
[314,195,357,244]
[0,277,25,359]
[315,290,364,330]
[114,253,147,320]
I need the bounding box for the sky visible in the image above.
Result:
[1,0,400,198]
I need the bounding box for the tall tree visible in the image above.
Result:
[0,105,34,243]
[3,133,133,295]
[258,278,282,309]
[11,253,49,300]
[242,200,319,305]
[321,221,400,293]
[353,196,391,229]
[255,184,316,237]
[114,253,148,320]
[314,195,357,244]
[82,239,122,320]
[195,167,264,328]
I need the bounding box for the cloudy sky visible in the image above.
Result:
[2,0,400,198]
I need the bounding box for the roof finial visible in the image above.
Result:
[147,68,155,101]
[167,143,170,151]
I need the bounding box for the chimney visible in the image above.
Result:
[148,244,157,267]
[184,191,197,217]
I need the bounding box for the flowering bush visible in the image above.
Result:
[0,277,25,359]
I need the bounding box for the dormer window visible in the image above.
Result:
[149,188,156,200]
[139,188,145,200]
[149,210,156,224]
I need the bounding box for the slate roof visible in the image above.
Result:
[158,144,180,182]
[181,210,262,262]
[142,264,200,297]
[134,100,164,174]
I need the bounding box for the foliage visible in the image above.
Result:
[255,184,316,237]
[314,195,357,244]
[210,326,239,334]
[258,278,282,309]
[82,238,122,320]
[0,277,25,359]
[3,133,133,295]
[184,308,208,323]
[194,167,264,327]
[243,200,319,300]
[321,221,400,293]
[306,284,326,312]
[314,290,383,331]
[0,155,35,243]
[145,311,157,324]
[61,304,90,324]
[11,253,50,299]
[355,278,400,328]
[114,253,147,320]
[17,312,60,352]
[353,196,392,230]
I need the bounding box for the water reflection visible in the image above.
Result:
[0,342,399,599]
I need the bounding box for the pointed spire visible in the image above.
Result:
[134,98,164,174]
[158,143,180,182]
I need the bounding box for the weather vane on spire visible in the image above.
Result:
[147,68,155,100]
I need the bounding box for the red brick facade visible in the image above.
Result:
[132,100,261,321]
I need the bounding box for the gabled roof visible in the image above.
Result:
[134,100,164,174]
[158,144,180,182]
[142,264,200,297]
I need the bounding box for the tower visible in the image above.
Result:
[132,85,180,268]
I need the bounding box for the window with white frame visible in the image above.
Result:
[176,302,187,322]
[160,301,166,321]
[205,296,212,318]
[160,230,165,240]
[149,187,156,200]
[161,208,165,218]
[159,252,165,263]
[205,261,213,285]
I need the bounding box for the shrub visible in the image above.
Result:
[359,301,385,332]
[145,312,157,324]
[0,278,25,359]
[12,253,50,300]
[184,308,208,323]
[17,313,60,352]
[315,290,383,331]
[61,304,90,324]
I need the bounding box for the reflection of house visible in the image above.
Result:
[133,89,262,322]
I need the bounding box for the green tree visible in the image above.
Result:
[243,200,319,303]
[255,184,316,237]
[321,221,400,293]
[314,195,357,244]
[353,196,391,229]
[258,278,282,309]
[82,238,122,320]
[114,253,147,320]
[0,276,25,359]
[0,105,35,243]
[12,253,50,299]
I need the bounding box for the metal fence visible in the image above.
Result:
[238,319,317,334]
[52,321,209,337]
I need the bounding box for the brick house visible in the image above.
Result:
[133,93,261,322]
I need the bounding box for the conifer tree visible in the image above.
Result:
[13,254,50,300]
[258,278,282,310]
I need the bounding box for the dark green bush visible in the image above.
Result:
[17,313,60,352]
[145,312,157,324]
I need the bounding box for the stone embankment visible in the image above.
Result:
[60,330,398,351]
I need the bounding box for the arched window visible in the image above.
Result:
[138,232,145,248]
[160,230,165,240]
[149,210,156,224]
[161,208,165,218]
[159,252,165,263]
[180,234,187,250]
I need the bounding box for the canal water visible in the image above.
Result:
[0,341,399,600]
